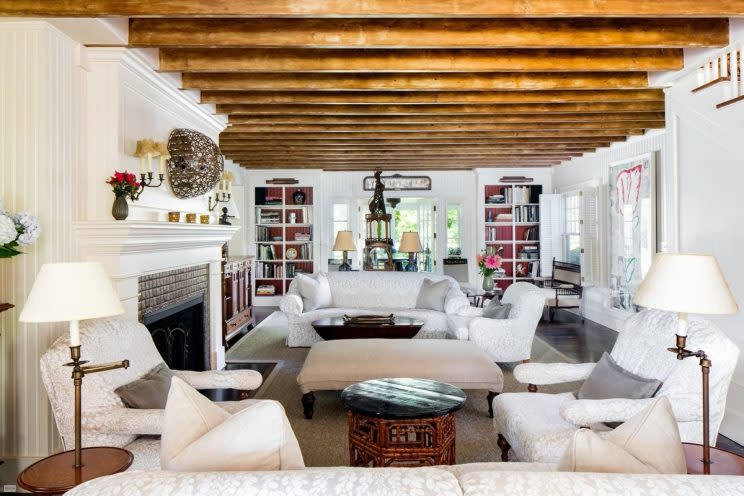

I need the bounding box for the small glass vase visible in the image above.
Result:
[112,194,129,221]
[482,275,495,292]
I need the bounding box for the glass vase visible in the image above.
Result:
[482,275,495,292]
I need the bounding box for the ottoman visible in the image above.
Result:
[296,338,504,419]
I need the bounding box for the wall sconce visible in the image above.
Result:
[208,171,233,211]
[133,139,165,198]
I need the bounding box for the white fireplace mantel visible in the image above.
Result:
[73,220,240,368]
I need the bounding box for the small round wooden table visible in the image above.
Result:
[342,378,466,467]
[682,443,744,475]
[17,447,133,495]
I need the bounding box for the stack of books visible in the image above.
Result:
[295,232,312,241]
[256,285,276,296]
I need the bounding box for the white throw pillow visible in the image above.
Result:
[160,377,305,471]
[415,278,450,312]
[296,272,333,311]
[558,396,686,474]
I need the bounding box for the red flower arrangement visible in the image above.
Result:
[106,171,141,200]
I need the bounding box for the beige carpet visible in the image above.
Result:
[226,312,580,467]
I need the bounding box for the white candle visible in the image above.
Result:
[69,320,80,347]
[139,156,146,174]
[159,156,166,175]
[146,154,153,173]
[226,181,231,193]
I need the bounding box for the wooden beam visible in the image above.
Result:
[130,18,729,48]
[183,72,650,91]
[218,137,623,145]
[216,102,665,115]
[161,48,682,72]
[202,89,665,104]
[7,1,744,17]
[226,112,665,124]
[220,144,607,151]
[220,130,643,139]
[223,122,663,133]
[225,151,582,158]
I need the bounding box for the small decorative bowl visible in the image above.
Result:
[168,212,181,223]
[200,215,210,224]
[185,213,197,224]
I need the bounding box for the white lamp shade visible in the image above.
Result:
[19,262,124,323]
[333,230,356,251]
[633,253,738,315]
[399,231,423,253]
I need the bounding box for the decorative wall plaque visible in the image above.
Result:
[363,173,432,191]
[166,129,224,199]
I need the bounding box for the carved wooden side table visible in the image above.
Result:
[683,443,744,475]
[342,378,466,467]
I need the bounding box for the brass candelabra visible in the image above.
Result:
[133,172,165,200]
[208,192,231,211]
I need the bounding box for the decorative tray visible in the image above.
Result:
[343,314,395,325]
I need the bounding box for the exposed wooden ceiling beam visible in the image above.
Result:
[218,137,624,145]
[216,102,665,115]
[225,112,664,125]
[219,143,607,151]
[226,151,582,158]
[220,130,643,139]
[202,89,665,104]
[183,72,650,91]
[161,48,682,72]
[223,122,663,133]
[6,1,744,17]
[130,18,728,48]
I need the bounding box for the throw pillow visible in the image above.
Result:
[415,278,450,312]
[114,363,174,409]
[296,272,332,311]
[482,298,512,319]
[161,377,305,471]
[577,352,662,400]
[558,396,687,474]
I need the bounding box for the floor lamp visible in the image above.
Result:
[19,262,129,470]
[633,253,738,474]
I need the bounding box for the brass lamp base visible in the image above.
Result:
[668,334,713,475]
[66,345,129,468]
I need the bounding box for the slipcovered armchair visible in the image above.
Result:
[447,282,546,362]
[40,316,263,470]
[492,310,739,463]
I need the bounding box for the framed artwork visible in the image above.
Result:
[363,174,432,191]
[608,153,657,312]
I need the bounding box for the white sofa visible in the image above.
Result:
[280,271,470,347]
[66,463,744,496]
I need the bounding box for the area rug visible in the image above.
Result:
[227,312,579,467]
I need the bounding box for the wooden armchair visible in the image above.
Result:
[537,258,582,321]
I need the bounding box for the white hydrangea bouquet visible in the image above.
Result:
[0,198,41,258]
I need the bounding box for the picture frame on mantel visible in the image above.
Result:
[608,152,657,312]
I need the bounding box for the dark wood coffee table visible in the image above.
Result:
[341,378,466,467]
[311,316,424,340]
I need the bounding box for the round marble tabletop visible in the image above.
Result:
[341,378,466,420]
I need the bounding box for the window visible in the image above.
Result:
[446,204,462,257]
[332,203,349,245]
[563,192,581,265]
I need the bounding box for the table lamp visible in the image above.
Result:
[333,230,356,271]
[633,253,738,474]
[399,232,423,272]
[19,262,129,469]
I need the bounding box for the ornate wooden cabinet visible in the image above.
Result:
[222,247,254,349]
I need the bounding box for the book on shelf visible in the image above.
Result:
[256,284,276,295]
[523,226,539,241]
[495,213,513,221]
[258,244,277,261]
[294,232,312,241]
[514,205,539,223]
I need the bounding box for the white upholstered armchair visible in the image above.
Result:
[447,282,546,362]
[492,310,739,463]
[40,316,263,470]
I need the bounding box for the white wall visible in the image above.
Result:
[551,132,669,330]
[0,22,238,460]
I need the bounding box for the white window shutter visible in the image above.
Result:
[539,194,563,277]
[580,187,600,285]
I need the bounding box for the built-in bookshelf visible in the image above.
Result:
[253,185,315,299]
[484,184,543,291]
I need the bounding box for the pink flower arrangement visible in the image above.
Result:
[477,250,502,277]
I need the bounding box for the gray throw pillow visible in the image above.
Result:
[115,363,175,409]
[415,278,450,312]
[578,352,662,401]
[482,298,512,319]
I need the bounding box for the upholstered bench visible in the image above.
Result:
[296,338,504,419]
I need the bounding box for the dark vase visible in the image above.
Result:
[112,194,129,221]
[293,189,306,205]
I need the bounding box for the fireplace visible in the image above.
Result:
[143,294,207,371]
[138,265,211,371]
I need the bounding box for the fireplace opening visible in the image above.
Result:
[143,294,207,371]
